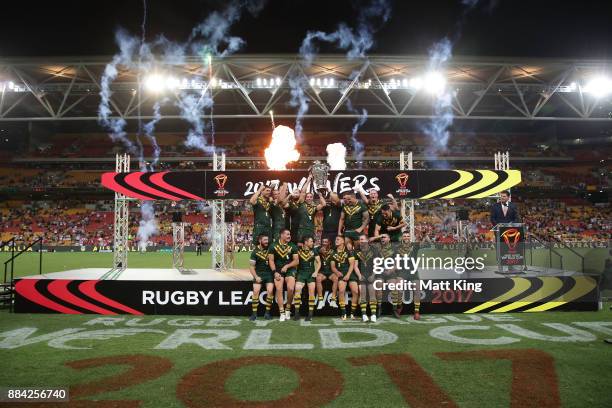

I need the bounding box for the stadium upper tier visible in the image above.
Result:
[0,55,611,123]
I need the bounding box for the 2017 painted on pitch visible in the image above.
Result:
[49,350,559,407]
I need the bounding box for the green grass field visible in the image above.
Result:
[0,308,611,407]
[0,250,611,407]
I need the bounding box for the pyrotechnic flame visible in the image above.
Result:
[264,125,300,170]
[326,143,347,170]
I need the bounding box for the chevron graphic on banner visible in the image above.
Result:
[492,277,565,313]
[464,278,532,313]
[523,276,597,312]
[100,169,521,201]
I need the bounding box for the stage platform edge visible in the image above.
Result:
[13,267,600,315]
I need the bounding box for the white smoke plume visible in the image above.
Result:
[177,92,217,154]
[137,201,158,251]
[299,0,391,64]
[295,0,390,159]
[288,76,309,141]
[345,99,367,163]
[99,0,267,156]
[326,143,347,170]
[142,100,164,170]
[420,38,453,156]
[420,0,500,167]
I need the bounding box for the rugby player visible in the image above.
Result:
[354,233,380,322]
[268,228,299,321]
[393,231,421,320]
[249,184,272,245]
[270,183,288,242]
[338,191,369,245]
[316,237,339,309]
[376,233,396,317]
[330,235,361,320]
[320,192,342,245]
[373,204,406,243]
[248,234,274,321]
[294,236,320,321]
[358,188,383,238]
[294,176,324,246]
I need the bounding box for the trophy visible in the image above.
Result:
[310,161,330,196]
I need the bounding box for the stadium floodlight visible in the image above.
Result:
[144,74,166,93]
[409,77,423,90]
[583,75,612,98]
[423,71,446,95]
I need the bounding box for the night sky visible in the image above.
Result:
[1,0,611,59]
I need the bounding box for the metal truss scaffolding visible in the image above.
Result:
[0,55,610,123]
[172,222,186,270]
[211,152,226,270]
[399,151,416,242]
[112,153,130,270]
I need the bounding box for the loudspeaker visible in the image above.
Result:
[225,212,234,223]
[457,209,469,221]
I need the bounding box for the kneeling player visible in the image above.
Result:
[249,234,274,321]
[294,236,320,321]
[331,235,361,320]
[354,234,380,322]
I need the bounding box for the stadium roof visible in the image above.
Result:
[1,54,611,126]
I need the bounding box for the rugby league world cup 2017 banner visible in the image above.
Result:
[101,169,521,200]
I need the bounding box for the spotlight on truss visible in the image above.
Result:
[583,76,612,98]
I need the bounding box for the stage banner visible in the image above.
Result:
[101,169,521,200]
[13,276,598,315]
[498,225,525,266]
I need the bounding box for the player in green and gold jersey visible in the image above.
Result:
[331,235,361,320]
[338,191,369,244]
[270,183,288,242]
[316,237,339,310]
[248,234,274,321]
[320,192,342,244]
[268,228,299,322]
[249,184,272,245]
[294,236,320,321]
[294,176,324,245]
[374,204,406,242]
[392,231,421,320]
[358,188,383,238]
[354,233,381,322]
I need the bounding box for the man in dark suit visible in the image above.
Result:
[490,190,520,226]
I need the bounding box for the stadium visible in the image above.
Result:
[1,0,611,406]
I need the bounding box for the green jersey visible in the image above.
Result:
[355,245,380,277]
[250,245,272,277]
[342,202,368,231]
[318,247,334,275]
[297,202,317,230]
[331,248,355,274]
[269,241,298,273]
[270,203,285,231]
[378,242,395,259]
[252,196,271,227]
[377,210,403,241]
[322,202,342,232]
[366,200,383,237]
[298,247,318,275]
